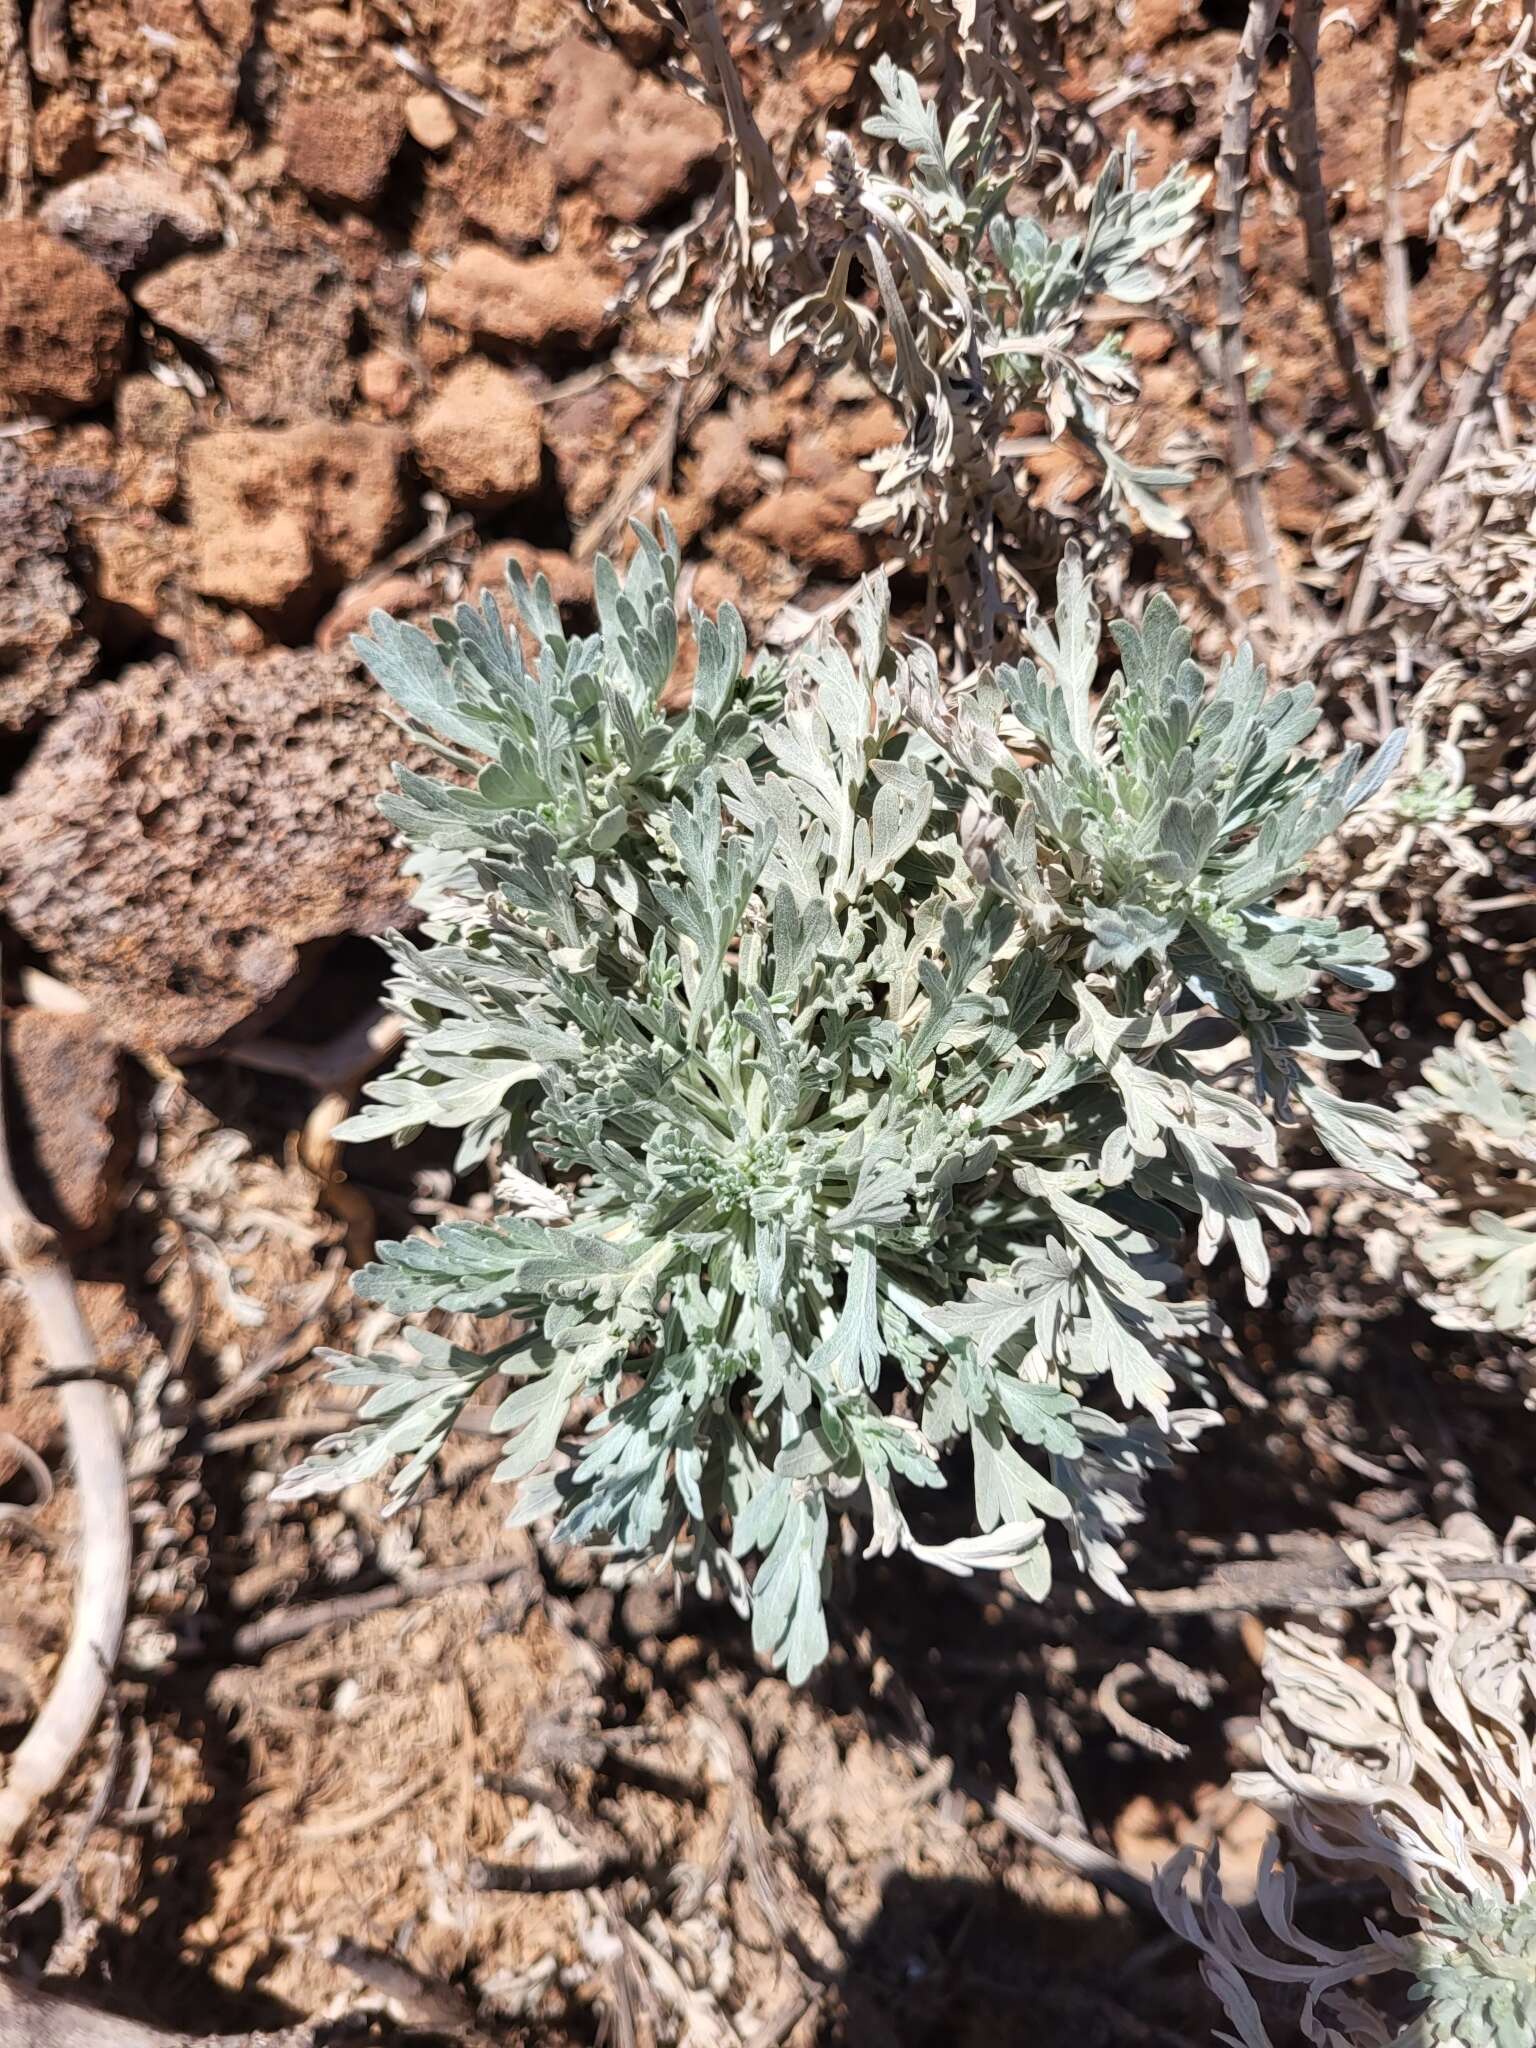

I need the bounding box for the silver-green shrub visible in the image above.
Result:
[277,528,1408,1680]
[771,60,1205,647]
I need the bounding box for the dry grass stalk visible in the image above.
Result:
[1288,0,1401,476]
[1214,0,1293,640]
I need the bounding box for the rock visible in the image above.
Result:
[87,510,179,639]
[316,573,430,651]
[0,439,110,728]
[5,1010,131,1242]
[0,648,428,1053]
[133,232,356,424]
[543,39,718,223]
[111,375,196,513]
[739,471,877,578]
[1125,0,1194,50]
[427,243,617,355]
[182,422,406,615]
[66,0,256,165]
[279,93,405,208]
[32,95,100,181]
[450,113,556,245]
[0,224,129,418]
[356,348,418,417]
[404,91,458,151]
[39,163,220,279]
[411,359,542,509]
[680,413,757,515]
[543,376,651,523]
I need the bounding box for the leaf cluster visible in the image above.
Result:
[1399,978,1536,1344]
[772,58,1206,636]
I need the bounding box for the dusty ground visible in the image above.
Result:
[0,0,1533,2041]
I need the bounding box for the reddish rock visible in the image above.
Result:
[543,39,719,223]
[412,359,542,509]
[66,0,256,162]
[0,649,428,1053]
[279,93,405,208]
[0,224,128,418]
[740,470,878,579]
[31,95,99,180]
[316,573,430,652]
[133,233,357,424]
[427,243,617,354]
[356,349,418,418]
[182,422,405,615]
[682,413,757,515]
[0,439,109,728]
[1125,0,1194,50]
[542,377,652,524]
[404,91,457,152]
[785,399,899,480]
[86,510,179,640]
[111,376,195,514]
[450,113,556,245]
[6,1010,131,1242]
[39,163,219,279]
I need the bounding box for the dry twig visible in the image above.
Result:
[26,0,65,83]
[1345,259,1536,631]
[1381,0,1421,437]
[231,1553,535,1658]
[1289,0,1400,474]
[0,0,29,218]
[315,1937,490,2040]
[1137,1552,1536,1615]
[1215,0,1293,640]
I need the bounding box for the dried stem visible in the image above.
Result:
[1381,0,1420,438]
[0,0,30,219]
[26,0,67,84]
[231,1553,535,1658]
[0,1001,132,1858]
[1215,0,1293,639]
[1345,255,1536,631]
[1137,1551,1536,1614]
[675,0,823,295]
[1289,0,1400,473]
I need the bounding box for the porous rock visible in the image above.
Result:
[0,649,426,1053]
[543,40,718,223]
[0,222,129,418]
[182,422,406,614]
[449,113,555,245]
[133,233,357,424]
[38,163,220,279]
[279,93,405,208]
[0,439,111,728]
[426,243,617,354]
[6,1009,131,1242]
[411,359,542,508]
